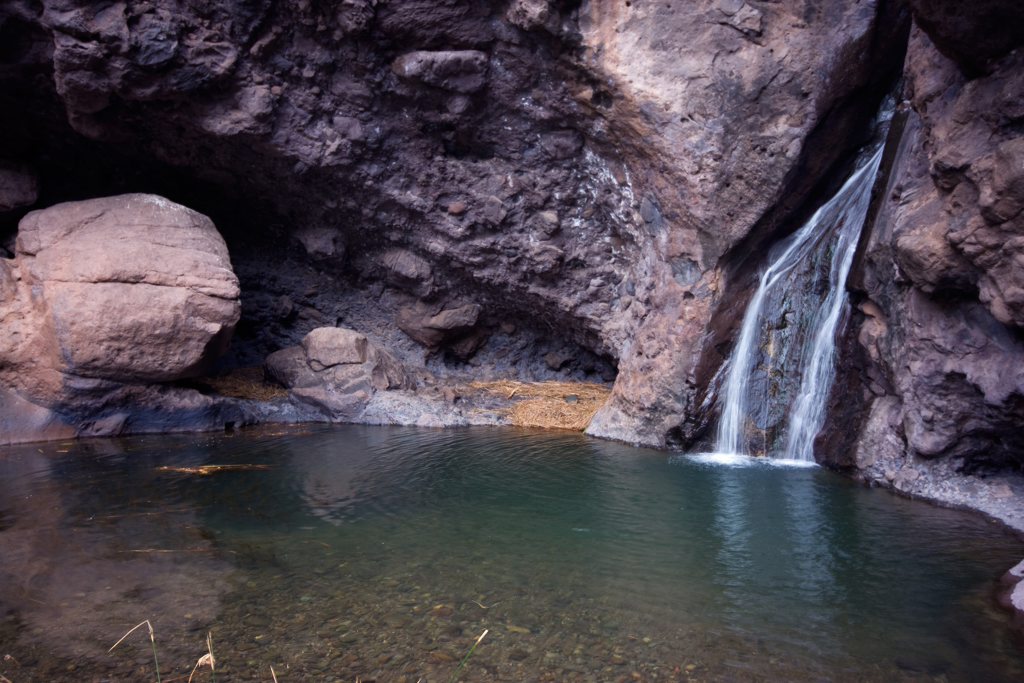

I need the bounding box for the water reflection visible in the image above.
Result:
[701,461,845,671]
[0,442,232,675]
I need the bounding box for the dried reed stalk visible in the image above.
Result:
[467,380,611,431]
[187,632,215,683]
[109,620,161,683]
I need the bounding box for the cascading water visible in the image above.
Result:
[714,144,885,462]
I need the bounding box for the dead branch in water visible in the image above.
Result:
[155,464,272,476]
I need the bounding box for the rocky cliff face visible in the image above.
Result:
[0,0,1021,487]
[0,0,908,445]
[836,20,1024,481]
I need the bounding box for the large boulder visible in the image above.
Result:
[0,193,241,441]
[396,300,487,360]
[265,326,412,420]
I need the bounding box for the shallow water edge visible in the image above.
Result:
[1,423,1024,682]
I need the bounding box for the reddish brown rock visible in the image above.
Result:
[843,24,1024,473]
[15,194,239,383]
[266,326,412,419]
[0,0,910,450]
[396,300,485,359]
[302,327,369,369]
[900,30,1024,329]
[0,194,241,443]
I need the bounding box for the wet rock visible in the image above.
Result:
[998,560,1024,626]
[852,398,904,470]
[0,386,75,444]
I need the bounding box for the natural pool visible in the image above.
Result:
[0,425,1022,682]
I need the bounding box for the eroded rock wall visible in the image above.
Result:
[580,0,908,445]
[0,0,912,446]
[838,22,1024,477]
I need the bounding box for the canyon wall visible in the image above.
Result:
[0,0,1021,481]
[835,11,1024,481]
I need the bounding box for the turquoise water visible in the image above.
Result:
[0,425,1022,682]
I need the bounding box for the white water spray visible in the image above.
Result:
[714,147,884,461]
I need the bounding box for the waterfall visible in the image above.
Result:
[714,146,884,461]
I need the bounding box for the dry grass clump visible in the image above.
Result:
[468,380,611,431]
[201,367,288,401]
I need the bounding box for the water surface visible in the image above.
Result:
[1,425,1021,682]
